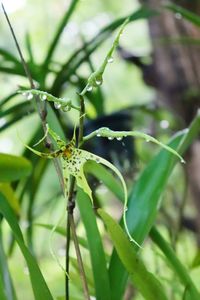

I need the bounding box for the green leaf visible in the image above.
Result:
[191,249,200,269]
[166,3,200,27]
[80,18,129,95]
[0,48,21,65]
[84,161,123,201]
[0,183,20,214]
[52,6,156,94]
[43,0,80,68]
[0,192,54,300]
[0,227,17,300]
[77,188,111,300]
[0,153,32,182]
[150,227,200,300]
[0,271,7,300]
[98,209,168,300]
[17,89,80,112]
[84,127,184,162]
[109,110,200,299]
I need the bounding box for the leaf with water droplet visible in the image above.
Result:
[80,18,130,96]
[41,95,47,101]
[17,89,80,112]
[27,93,33,100]
[54,102,61,109]
[107,56,114,63]
[84,127,184,162]
[86,85,93,92]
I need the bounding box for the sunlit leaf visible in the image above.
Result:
[98,209,168,300]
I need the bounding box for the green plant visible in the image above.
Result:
[0,1,200,300]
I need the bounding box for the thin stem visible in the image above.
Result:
[69,214,90,300]
[65,93,90,300]
[78,94,85,145]
[65,215,71,300]
[66,176,76,300]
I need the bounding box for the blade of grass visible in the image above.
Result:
[150,227,200,300]
[77,188,111,300]
[98,209,168,300]
[43,0,80,69]
[0,48,21,65]
[0,193,54,300]
[84,161,124,201]
[0,226,17,300]
[0,92,18,108]
[0,271,7,300]
[0,183,20,215]
[0,153,32,182]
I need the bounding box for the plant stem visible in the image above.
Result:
[65,93,90,300]
[69,214,90,300]
[66,176,76,300]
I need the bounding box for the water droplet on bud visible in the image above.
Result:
[108,136,114,140]
[22,92,27,97]
[96,133,101,137]
[181,158,185,164]
[86,85,93,92]
[116,136,123,141]
[95,158,100,163]
[107,56,114,63]
[95,78,103,86]
[175,12,182,20]
[27,93,33,100]
[41,94,47,101]
[146,139,150,142]
[54,102,61,109]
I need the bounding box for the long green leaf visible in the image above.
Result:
[0,193,53,300]
[0,153,32,182]
[0,48,21,65]
[84,161,123,201]
[0,226,17,300]
[0,270,7,300]
[150,227,200,300]
[98,209,168,300]
[43,0,80,68]
[109,110,200,299]
[0,183,20,214]
[77,188,111,300]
